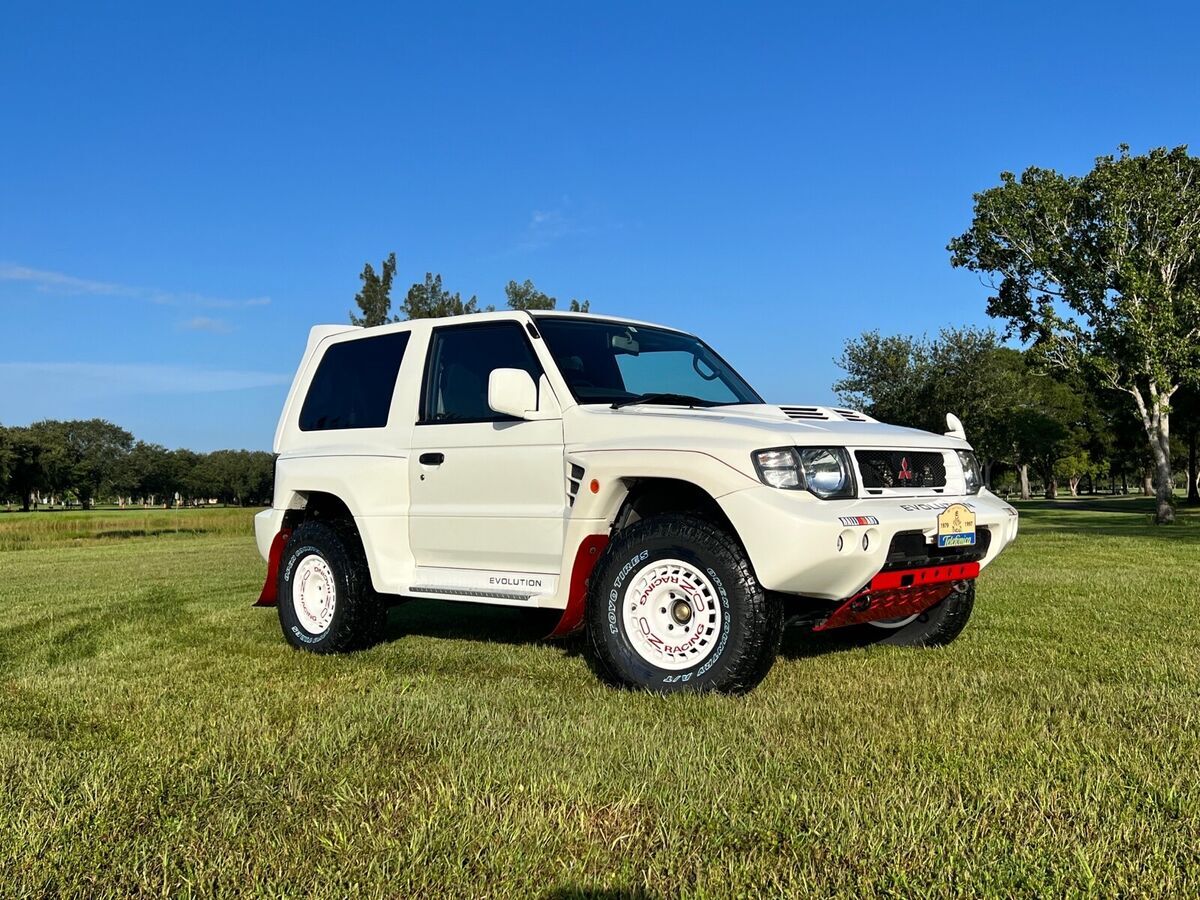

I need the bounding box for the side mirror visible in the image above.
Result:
[488,368,538,419]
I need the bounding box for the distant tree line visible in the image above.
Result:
[0,419,274,511]
[350,254,590,326]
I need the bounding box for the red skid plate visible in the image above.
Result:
[814,562,979,631]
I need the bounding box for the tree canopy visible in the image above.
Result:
[399,272,492,320]
[349,252,398,327]
[948,144,1200,522]
[505,279,590,312]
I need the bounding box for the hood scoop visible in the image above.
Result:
[778,405,875,423]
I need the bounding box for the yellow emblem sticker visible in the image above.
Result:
[937,503,976,548]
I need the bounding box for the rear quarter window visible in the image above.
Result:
[299,331,411,431]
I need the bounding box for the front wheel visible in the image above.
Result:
[585,514,783,694]
[855,582,975,647]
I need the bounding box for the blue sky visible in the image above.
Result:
[2,1,1196,450]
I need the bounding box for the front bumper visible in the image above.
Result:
[254,507,286,561]
[718,486,1017,600]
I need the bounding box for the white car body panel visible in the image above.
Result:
[257,310,1018,612]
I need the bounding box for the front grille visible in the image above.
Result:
[856,450,946,489]
[881,528,991,571]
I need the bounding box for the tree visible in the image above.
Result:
[31,419,134,508]
[1174,387,1200,504]
[949,145,1200,523]
[0,426,12,496]
[6,426,48,510]
[505,278,591,312]
[835,327,1018,485]
[349,252,398,327]
[399,272,493,320]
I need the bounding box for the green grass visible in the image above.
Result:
[2,501,1199,897]
[0,506,250,551]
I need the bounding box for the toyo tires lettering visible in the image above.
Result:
[607,550,649,634]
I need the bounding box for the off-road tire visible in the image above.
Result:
[585,514,783,694]
[277,520,385,653]
[855,582,975,647]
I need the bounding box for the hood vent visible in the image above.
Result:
[779,406,875,423]
[833,408,871,423]
[780,406,831,421]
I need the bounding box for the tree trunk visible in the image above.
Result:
[1188,429,1200,506]
[1018,464,1031,500]
[983,459,994,490]
[1069,475,1081,496]
[1130,382,1176,523]
[1142,470,1154,496]
[1044,473,1058,500]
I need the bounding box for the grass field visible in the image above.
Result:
[2,500,1199,897]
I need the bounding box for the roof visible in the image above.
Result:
[311,309,691,337]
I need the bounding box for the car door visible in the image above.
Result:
[408,320,567,587]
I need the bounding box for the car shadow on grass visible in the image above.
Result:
[381,598,861,662]
[383,599,581,653]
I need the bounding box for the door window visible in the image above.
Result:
[422,323,544,423]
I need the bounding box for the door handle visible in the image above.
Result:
[419,452,445,466]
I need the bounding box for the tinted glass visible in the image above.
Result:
[424,323,544,422]
[299,331,411,431]
[535,317,761,405]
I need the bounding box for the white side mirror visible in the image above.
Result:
[488,368,538,419]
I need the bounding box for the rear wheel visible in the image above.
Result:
[277,520,385,653]
[585,514,783,694]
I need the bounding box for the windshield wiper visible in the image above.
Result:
[611,392,720,410]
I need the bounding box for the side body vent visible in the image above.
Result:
[567,463,585,506]
[780,406,831,421]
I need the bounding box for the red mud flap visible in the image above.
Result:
[254,528,292,607]
[547,534,609,638]
[813,561,979,631]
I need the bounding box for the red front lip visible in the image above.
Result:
[814,561,979,631]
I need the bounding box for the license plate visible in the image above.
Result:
[937,503,976,548]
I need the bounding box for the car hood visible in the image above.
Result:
[565,403,971,456]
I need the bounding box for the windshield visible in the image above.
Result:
[534,317,762,406]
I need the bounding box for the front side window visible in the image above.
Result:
[299,331,411,431]
[535,317,761,406]
[422,322,544,422]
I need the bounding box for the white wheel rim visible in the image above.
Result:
[621,558,723,670]
[292,554,337,634]
[868,613,919,629]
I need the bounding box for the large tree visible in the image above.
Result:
[30,419,134,508]
[949,145,1200,523]
[399,272,493,320]
[836,327,1017,484]
[349,252,398,327]
[505,278,590,312]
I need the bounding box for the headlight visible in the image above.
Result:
[957,450,983,495]
[752,447,855,500]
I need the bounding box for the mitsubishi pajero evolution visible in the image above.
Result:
[255,311,1018,693]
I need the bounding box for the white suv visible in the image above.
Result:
[255,311,1018,693]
